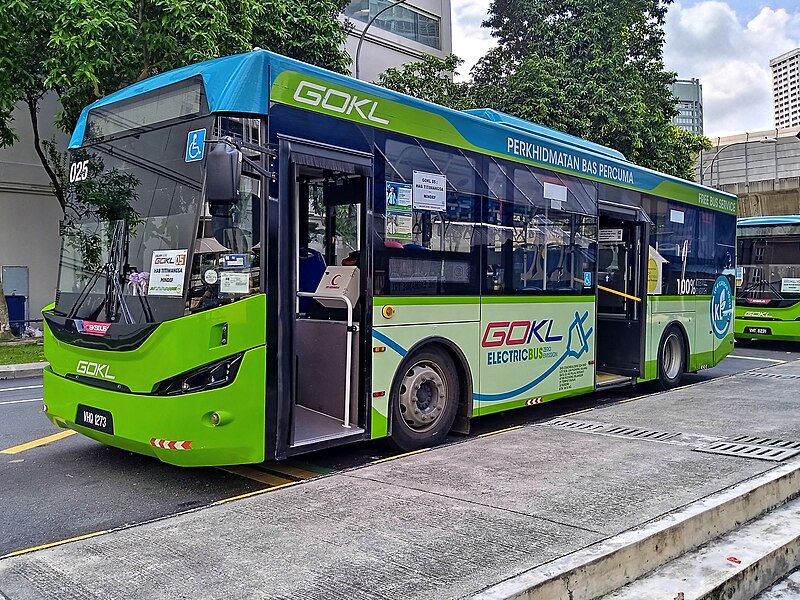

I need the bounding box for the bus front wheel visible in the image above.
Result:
[657,325,686,389]
[389,347,459,451]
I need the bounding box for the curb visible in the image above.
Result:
[0,362,48,380]
[602,497,800,600]
[471,459,800,600]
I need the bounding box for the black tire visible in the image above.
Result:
[657,325,686,389]
[389,346,460,451]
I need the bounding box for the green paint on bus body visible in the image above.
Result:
[735,302,800,342]
[43,296,268,466]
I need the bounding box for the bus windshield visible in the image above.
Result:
[737,235,800,302]
[55,117,213,324]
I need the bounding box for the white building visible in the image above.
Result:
[0,95,65,327]
[670,78,703,135]
[770,48,800,129]
[344,0,452,82]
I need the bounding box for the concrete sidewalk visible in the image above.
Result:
[1,360,799,599]
[0,362,47,380]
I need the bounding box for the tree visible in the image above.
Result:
[378,54,476,110]
[0,0,351,334]
[0,0,352,211]
[470,0,709,179]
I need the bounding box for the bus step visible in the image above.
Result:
[595,372,634,389]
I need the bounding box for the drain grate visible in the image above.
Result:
[603,426,679,441]
[725,435,800,450]
[542,419,679,442]
[694,440,800,462]
[740,371,800,380]
[544,418,608,432]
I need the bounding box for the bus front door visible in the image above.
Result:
[272,138,373,458]
[595,212,648,386]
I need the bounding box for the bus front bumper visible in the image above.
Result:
[42,347,266,467]
[735,318,800,342]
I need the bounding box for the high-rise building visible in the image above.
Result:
[670,78,704,135]
[343,0,452,82]
[770,48,800,129]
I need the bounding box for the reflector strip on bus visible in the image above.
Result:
[150,438,192,450]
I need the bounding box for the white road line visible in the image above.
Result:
[728,355,786,363]
[0,398,43,406]
[0,384,43,394]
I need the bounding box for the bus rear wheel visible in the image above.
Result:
[389,347,459,451]
[657,325,685,389]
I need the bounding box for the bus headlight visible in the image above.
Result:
[154,353,244,396]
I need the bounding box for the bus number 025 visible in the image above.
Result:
[69,159,89,182]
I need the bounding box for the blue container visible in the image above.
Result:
[5,295,26,335]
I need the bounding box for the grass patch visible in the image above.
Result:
[0,343,46,365]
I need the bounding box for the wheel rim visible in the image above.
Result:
[662,333,682,380]
[398,360,448,433]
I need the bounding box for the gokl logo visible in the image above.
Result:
[743,311,771,318]
[293,81,390,125]
[481,320,563,348]
[154,254,186,265]
[76,360,116,381]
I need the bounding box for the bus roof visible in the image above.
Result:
[738,215,800,227]
[70,50,736,213]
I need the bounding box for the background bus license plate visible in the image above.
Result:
[744,326,772,335]
[75,404,114,434]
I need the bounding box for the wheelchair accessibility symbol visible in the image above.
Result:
[185,129,206,162]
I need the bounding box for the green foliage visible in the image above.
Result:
[379,0,693,181]
[473,0,684,174]
[0,0,351,209]
[653,126,712,181]
[379,54,476,111]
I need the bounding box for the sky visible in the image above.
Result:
[450,0,800,137]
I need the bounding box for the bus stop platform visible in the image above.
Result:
[2,360,800,599]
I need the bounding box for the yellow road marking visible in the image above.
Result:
[478,425,523,438]
[619,394,649,404]
[1,529,109,559]
[371,448,429,464]
[212,481,299,506]
[219,466,294,486]
[1,430,76,455]
[563,408,593,416]
[263,463,321,480]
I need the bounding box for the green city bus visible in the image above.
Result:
[43,50,737,466]
[736,215,800,341]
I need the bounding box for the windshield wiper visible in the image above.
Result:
[66,220,150,324]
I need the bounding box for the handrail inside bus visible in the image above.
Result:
[597,285,642,302]
[296,291,356,429]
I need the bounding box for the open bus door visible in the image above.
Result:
[595,202,649,388]
[269,137,373,459]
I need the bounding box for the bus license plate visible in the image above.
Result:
[744,326,772,336]
[75,404,114,434]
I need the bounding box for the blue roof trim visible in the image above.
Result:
[463,108,627,161]
[64,49,735,206]
[69,52,270,148]
[738,215,800,226]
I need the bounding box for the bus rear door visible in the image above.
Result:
[595,204,649,387]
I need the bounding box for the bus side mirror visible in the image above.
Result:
[207,139,242,203]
